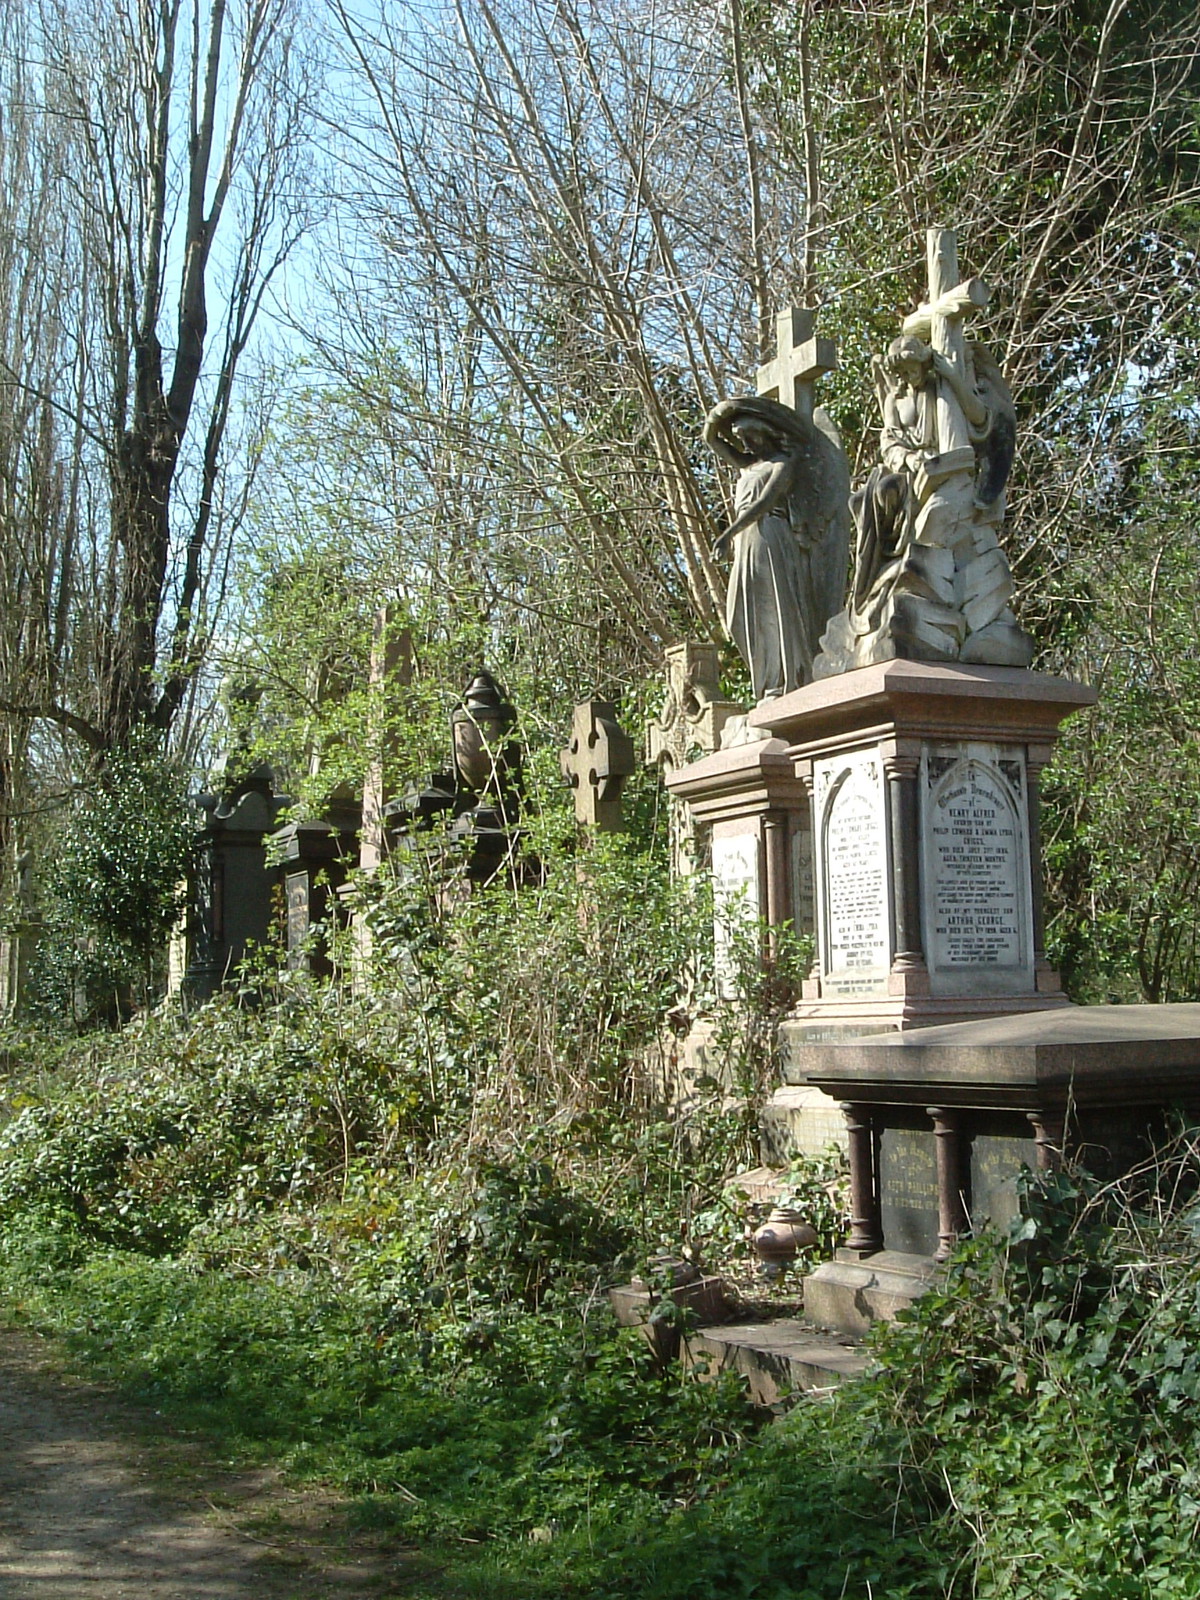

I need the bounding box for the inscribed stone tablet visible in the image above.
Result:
[815,750,890,995]
[922,748,1033,995]
[286,870,309,951]
[791,822,814,938]
[878,1126,939,1256]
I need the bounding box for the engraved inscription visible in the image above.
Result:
[928,758,1024,969]
[971,1134,1036,1233]
[286,871,309,951]
[712,832,760,997]
[791,825,814,939]
[821,753,890,992]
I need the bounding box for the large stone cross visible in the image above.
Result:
[902,228,989,457]
[756,307,838,425]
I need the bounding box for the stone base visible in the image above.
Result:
[803,1249,938,1338]
[760,1085,848,1163]
[683,1319,867,1404]
[608,1276,732,1364]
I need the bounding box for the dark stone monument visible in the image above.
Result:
[380,671,523,889]
[448,672,522,885]
[186,765,288,1000]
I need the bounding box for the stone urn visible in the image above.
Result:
[752,1206,818,1275]
[452,671,516,795]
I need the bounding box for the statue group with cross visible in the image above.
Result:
[704,227,1033,695]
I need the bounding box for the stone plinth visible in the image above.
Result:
[797,1004,1200,1334]
[665,734,832,1158]
[683,1321,867,1404]
[751,660,1095,1036]
[272,803,360,977]
[666,737,812,988]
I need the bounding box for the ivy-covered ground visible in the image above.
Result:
[2,984,1200,1600]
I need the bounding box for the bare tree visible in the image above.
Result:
[321,0,810,678]
[0,0,317,761]
[0,3,93,907]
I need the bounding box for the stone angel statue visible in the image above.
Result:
[814,231,1030,678]
[704,393,851,702]
[875,334,1016,513]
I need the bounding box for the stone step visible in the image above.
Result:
[803,1249,938,1338]
[683,1318,868,1406]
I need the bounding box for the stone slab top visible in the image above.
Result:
[662,735,792,791]
[748,660,1097,748]
[793,1002,1200,1109]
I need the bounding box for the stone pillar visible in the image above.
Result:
[797,761,822,997]
[884,748,929,996]
[928,1106,968,1261]
[360,607,413,875]
[1027,1110,1066,1172]
[842,1102,883,1255]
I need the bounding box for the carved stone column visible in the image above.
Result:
[927,1106,968,1261]
[1027,1110,1065,1172]
[841,1102,883,1255]
[1025,745,1060,994]
[884,749,930,995]
[762,811,790,931]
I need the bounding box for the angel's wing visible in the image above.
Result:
[789,406,854,634]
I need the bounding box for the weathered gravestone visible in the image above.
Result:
[271,790,361,977]
[646,642,743,877]
[185,764,288,999]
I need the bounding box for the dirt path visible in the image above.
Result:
[0,1325,430,1599]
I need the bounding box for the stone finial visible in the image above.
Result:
[561,699,636,831]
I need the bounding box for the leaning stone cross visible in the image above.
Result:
[755,307,838,426]
[902,228,989,464]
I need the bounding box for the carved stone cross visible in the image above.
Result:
[902,228,989,458]
[561,699,636,831]
[755,306,838,426]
